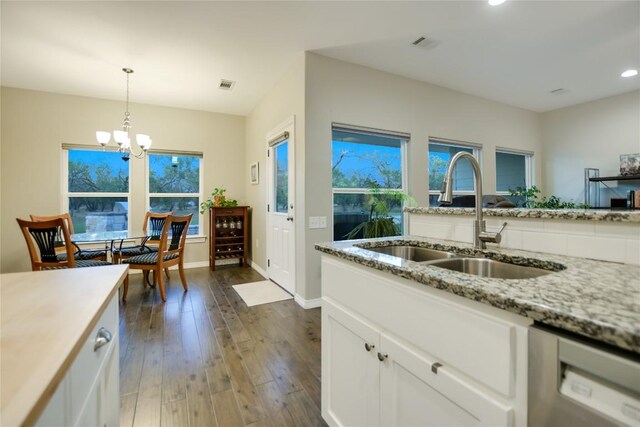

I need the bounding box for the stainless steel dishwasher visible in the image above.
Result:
[529,324,640,426]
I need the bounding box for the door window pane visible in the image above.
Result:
[69,197,128,233]
[275,142,288,214]
[429,143,475,192]
[68,150,129,193]
[150,197,199,235]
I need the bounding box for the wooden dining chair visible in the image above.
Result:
[29,213,108,261]
[17,218,112,271]
[121,213,192,302]
[112,211,171,263]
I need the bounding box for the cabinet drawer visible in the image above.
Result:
[322,257,520,397]
[380,333,513,426]
[68,295,118,425]
[214,207,244,216]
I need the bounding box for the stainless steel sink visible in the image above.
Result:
[429,258,552,279]
[363,246,460,262]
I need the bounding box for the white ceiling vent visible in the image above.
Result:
[411,36,438,50]
[550,88,571,95]
[219,79,236,90]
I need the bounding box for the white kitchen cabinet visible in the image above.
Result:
[322,300,380,427]
[321,256,530,427]
[36,294,120,427]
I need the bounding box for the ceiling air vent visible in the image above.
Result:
[219,79,236,90]
[550,88,571,95]
[411,36,439,50]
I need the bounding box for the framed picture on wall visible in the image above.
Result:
[250,162,259,185]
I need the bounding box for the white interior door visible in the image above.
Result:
[267,117,295,295]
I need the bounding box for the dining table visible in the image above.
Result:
[70,230,150,262]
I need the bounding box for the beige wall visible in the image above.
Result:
[1,87,245,273]
[244,54,306,295]
[541,90,640,205]
[303,52,541,301]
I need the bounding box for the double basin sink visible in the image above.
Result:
[362,245,553,279]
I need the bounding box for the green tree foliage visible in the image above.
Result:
[149,156,199,193]
[428,155,448,191]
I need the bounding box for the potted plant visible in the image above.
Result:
[200,187,239,213]
[344,189,415,239]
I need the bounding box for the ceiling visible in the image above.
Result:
[1,1,638,115]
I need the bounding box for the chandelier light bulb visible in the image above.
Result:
[96,131,111,146]
[621,69,638,78]
[113,130,128,145]
[488,0,506,5]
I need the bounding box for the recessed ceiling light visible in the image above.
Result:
[488,0,506,5]
[621,69,638,78]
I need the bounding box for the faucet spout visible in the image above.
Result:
[438,151,486,249]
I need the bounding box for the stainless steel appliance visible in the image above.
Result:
[529,325,640,426]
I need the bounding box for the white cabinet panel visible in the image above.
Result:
[380,333,513,427]
[322,300,380,427]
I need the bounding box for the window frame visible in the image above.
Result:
[331,124,409,241]
[145,152,204,237]
[61,146,132,233]
[494,147,534,196]
[428,138,482,206]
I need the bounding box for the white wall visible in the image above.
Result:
[1,87,245,273]
[541,90,640,205]
[244,54,307,294]
[303,52,541,301]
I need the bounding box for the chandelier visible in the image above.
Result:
[96,68,151,161]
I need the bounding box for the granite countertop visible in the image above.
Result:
[315,236,640,354]
[406,206,640,222]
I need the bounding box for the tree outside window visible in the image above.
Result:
[332,129,406,241]
[148,154,202,235]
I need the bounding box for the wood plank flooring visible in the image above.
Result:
[119,266,326,427]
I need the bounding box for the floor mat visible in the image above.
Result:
[232,280,293,307]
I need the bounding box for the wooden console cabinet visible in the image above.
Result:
[209,206,249,270]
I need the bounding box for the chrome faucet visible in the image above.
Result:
[437,151,507,249]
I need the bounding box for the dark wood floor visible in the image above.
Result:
[118,266,326,427]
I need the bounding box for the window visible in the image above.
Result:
[63,148,130,233]
[428,140,481,206]
[496,149,533,205]
[332,125,408,241]
[148,153,202,235]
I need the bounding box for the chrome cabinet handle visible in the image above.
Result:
[364,343,375,352]
[377,352,388,362]
[286,217,294,222]
[431,362,443,374]
[94,327,112,351]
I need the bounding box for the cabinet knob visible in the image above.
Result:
[431,362,443,374]
[377,352,388,362]
[94,327,112,351]
[364,343,375,352]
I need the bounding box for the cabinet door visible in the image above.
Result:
[101,338,120,427]
[380,333,513,427]
[322,299,380,427]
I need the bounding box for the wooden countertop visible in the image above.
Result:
[0,265,128,427]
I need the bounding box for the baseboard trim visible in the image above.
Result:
[249,260,267,278]
[294,294,322,309]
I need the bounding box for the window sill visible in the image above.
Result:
[186,235,206,244]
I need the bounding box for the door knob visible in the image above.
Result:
[364,343,375,352]
[377,352,388,362]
